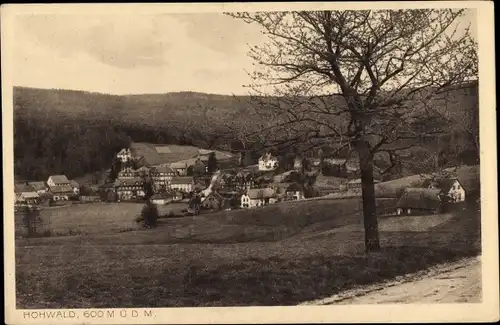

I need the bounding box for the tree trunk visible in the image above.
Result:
[355,139,381,253]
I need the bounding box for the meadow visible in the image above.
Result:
[15,202,189,237]
[15,196,481,308]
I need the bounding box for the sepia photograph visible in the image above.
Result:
[2,2,498,324]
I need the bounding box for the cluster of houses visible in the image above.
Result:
[14,175,81,207]
[395,177,467,215]
[16,143,469,218]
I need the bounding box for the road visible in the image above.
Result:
[302,256,481,305]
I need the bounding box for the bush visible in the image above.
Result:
[139,202,158,228]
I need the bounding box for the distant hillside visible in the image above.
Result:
[12,84,478,181]
[13,87,251,129]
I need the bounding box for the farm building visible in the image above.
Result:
[396,188,444,215]
[271,182,305,201]
[49,185,74,201]
[46,176,74,201]
[150,165,176,190]
[258,152,279,171]
[17,191,40,205]
[422,178,466,203]
[241,187,276,208]
[114,178,145,201]
[170,161,190,176]
[201,192,225,210]
[47,175,71,188]
[170,176,195,193]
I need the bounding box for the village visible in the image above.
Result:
[14,141,469,219]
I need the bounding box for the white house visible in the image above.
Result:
[117,148,132,162]
[240,188,276,208]
[422,178,466,203]
[258,152,279,171]
[169,176,195,193]
[47,175,70,188]
[47,175,73,201]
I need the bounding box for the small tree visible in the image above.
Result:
[143,179,155,200]
[207,152,217,173]
[108,158,122,182]
[140,202,158,228]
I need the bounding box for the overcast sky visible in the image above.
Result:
[13,10,477,96]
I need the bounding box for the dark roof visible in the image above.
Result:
[246,188,276,199]
[170,176,194,185]
[48,175,70,184]
[396,188,443,210]
[152,165,175,174]
[114,178,144,187]
[49,184,73,194]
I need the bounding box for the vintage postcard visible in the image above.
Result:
[2,1,498,324]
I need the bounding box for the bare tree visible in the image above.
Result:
[228,9,477,252]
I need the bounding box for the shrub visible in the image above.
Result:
[139,202,158,228]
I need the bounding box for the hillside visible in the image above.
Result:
[12,84,478,181]
[13,87,251,128]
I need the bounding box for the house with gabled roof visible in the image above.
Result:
[240,187,277,208]
[114,178,145,201]
[46,175,73,201]
[201,192,225,210]
[169,176,195,193]
[116,148,133,162]
[47,175,70,187]
[422,178,466,203]
[18,191,40,205]
[258,152,279,171]
[396,188,444,215]
[151,165,177,191]
[150,191,180,205]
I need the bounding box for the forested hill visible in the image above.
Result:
[14,87,252,127]
[13,84,478,182]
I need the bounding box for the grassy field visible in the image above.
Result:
[15,194,481,308]
[15,202,189,236]
[375,165,479,198]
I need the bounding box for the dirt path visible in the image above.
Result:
[302,256,481,305]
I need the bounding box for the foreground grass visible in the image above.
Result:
[15,200,480,308]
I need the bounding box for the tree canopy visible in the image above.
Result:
[229,9,478,252]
